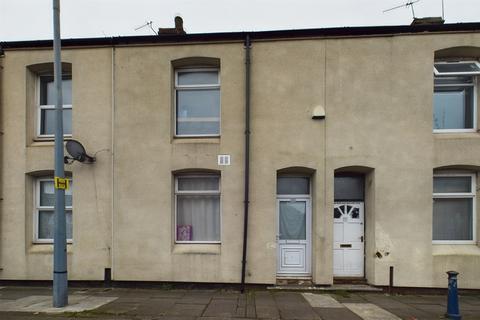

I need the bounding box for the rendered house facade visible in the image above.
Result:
[1,23,480,288]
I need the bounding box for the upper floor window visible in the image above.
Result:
[34,177,73,243]
[433,173,476,244]
[38,74,72,137]
[433,61,479,132]
[174,69,220,137]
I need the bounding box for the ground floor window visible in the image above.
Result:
[433,173,476,243]
[175,175,220,243]
[34,177,73,243]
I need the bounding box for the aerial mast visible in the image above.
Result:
[383,0,421,18]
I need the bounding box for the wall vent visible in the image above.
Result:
[218,154,231,166]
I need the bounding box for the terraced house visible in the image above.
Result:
[1,20,480,289]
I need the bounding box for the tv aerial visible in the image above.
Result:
[383,0,421,18]
[64,140,95,164]
[134,20,157,35]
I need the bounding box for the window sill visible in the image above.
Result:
[35,134,72,140]
[28,243,73,254]
[433,131,480,139]
[173,137,220,144]
[172,243,221,255]
[433,243,480,256]
[31,136,73,146]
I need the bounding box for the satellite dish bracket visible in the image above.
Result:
[64,140,96,164]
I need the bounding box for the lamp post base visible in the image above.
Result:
[53,271,68,308]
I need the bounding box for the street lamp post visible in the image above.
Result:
[52,0,68,308]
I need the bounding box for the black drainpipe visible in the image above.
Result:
[240,34,251,293]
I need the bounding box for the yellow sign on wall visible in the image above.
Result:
[54,177,70,190]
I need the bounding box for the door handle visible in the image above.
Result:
[360,236,364,242]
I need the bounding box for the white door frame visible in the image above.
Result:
[333,201,365,277]
[276,196,312,276]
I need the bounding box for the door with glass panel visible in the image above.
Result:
[333,202,364,277]
[276,177,311,275]
[333,175,365,277]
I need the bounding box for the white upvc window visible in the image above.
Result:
[175,175,221,243]
[433,173,476,244]
[38,74,72,137]
[433,61,479,133]
[434,61,480,76]
[34,178,73,243]
[174,68,220,137]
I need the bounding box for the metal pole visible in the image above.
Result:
[240,34,251,294]
[389,266,394,294]
[446,271,461,320]
[442,0,445,21]
[52,0,68,308]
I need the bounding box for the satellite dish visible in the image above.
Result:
[64,140,95,164]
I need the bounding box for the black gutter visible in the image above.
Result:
[2,22,480,49]
[240,34,251,294]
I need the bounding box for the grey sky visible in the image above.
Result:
[1,0,479,41]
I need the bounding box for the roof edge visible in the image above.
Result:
[2,22,480,49]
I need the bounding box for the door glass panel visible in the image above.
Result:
[346,205,353,214]
[277,177,309,195]
[334,176,364,200]
[279,201,306,240]
[351,207,360,219]
[334,207,342,219]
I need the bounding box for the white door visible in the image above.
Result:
[277,198,311,275]
[333,202,364,277]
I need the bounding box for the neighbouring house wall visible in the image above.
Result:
[0,30,480,288]
[325,35,435,287]
[0,51,4,273]
[324,33,480,288]
[0,48,113,280]
[425,33,480,289]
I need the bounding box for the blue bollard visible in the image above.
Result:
[446,271,461,320]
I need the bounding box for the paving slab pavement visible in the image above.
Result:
[254,291,280,319]
[0,286,479,319]
[313,307,363,320]
[343,303,401,320]
[302,293,343,308]
[0,294,117,314]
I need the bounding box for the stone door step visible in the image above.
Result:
[334,277,368,285]
[267,284,383,292]
[276,277,313,286]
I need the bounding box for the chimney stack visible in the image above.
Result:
[158,16,186,35]
[411,17,445,26]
